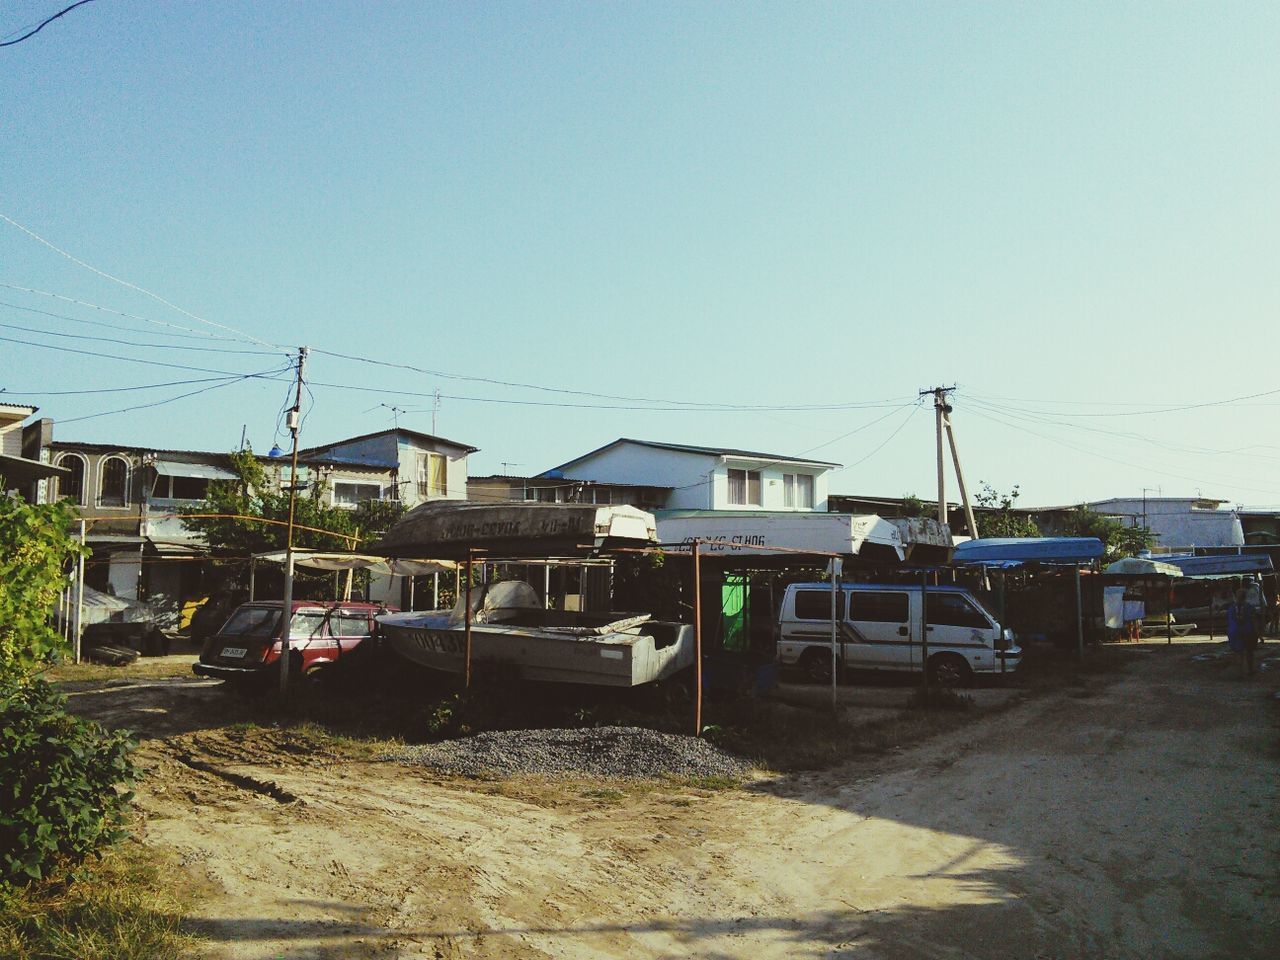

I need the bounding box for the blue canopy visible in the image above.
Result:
[1148,553,1273,577]
[953,537,1105,567]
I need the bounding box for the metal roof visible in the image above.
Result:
[547,437,840,474]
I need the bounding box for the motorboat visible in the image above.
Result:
[376,581,695,687]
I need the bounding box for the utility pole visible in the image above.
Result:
[920,386,979,539]
[279,346,308,695]
[432,388,441,435]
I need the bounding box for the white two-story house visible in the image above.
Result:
[542,438,838,512]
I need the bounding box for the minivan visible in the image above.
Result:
[777,582,1020,686]
[193,600,393,686]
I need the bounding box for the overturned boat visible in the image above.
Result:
[376,581,695,687]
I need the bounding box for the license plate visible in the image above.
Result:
[221,647,248,659]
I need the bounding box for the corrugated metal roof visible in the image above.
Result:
[548,437,840,474]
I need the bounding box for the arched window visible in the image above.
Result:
[55,453,87,505]
[98,456,130,508]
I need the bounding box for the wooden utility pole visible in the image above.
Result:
[278,346,308,695]
[921,386,979,539]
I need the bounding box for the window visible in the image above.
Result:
[98,456,130,508]
[794,590,836,620]
[333,481,383,507]
[727,468,762,506]
[155,475,210,501]
[56,453,86,505]
[848,591,909,623]
[289,610,328,639]
[417,453,447,497]
[220,606,282,637]
[926,594,991,629]
[332,610,372,637]
[783,474,795,508]
[797,474,815,508]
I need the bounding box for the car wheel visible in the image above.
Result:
[928,653,973,688]
[801,648,834,684]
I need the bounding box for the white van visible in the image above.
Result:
[777,582,1020,686]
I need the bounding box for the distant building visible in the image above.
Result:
[299,428,475,507]
[1031,496,1244,553]
[467,473,670,510]
[0,404,64,500]
[541,438,838,512]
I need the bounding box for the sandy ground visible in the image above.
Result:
[63,639,1278,960]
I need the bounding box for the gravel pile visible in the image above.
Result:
[385,726,751,780]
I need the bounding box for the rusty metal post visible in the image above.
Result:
[463,552,473,689]
[692,539,703,736]
[920,568,930,693]
[1167,575,1173,645]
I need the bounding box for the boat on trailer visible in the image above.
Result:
[376,581,695,687]
[372,502,692,686]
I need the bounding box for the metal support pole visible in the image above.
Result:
[920,569,930,692]
[248,557,256,601]
[829,558,841,711]
[433,571,439,610]
[408,575,416,611]
[1074,566,1085,658]
[74,519,85,664]
[463,552,474,689]
[1166,576,1173,645]
[544,563,551,609]
[692,540,703,736]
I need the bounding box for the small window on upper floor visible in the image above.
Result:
[728,468,762,506]
[333,481,383,507]
[56,453,86,506]
[98,456,129,508]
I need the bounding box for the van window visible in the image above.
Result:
[848,591,908,623]
[794,590,836,620]
[926,594,990,628]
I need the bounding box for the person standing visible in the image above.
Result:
[1225,588,1261,678]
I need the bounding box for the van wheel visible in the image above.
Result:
[800,649,834,684]
[928,653,973,689]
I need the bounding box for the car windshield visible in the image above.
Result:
[220,606,282,638]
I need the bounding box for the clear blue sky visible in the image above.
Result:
[3,1,1278,507]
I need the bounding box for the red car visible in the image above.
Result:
[193,600,393,685]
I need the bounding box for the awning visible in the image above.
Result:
[153,459,237,481]
[953,537,1105,567]
[0,452,68,484]
[1104,556,1184,577]
[252,551,456,576]
[1146,553,1274,577]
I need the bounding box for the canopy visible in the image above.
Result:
[373,501,658,560]
[152,459,237,480]
[252,551,456,576]
[1142,553,1273,577]
[953,537,1105,567]
[1104,556,1184,577]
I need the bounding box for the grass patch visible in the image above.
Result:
[0,838,196,960]
[42,655,197,686]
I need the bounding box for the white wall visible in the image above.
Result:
[559,444,717,510]
[108,555,141,600]
[396,440,469,506]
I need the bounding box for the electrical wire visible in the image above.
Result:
[0,333,297,378]
[56,364,293,424]
[0,289,251,342]
[0,314,286,356]
[0,0,96,47]
[831,401,923,474]
[0,213,278,346]
[0,375,263,397]
[968,386,1280,418]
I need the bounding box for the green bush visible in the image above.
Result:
[0,675,137,885]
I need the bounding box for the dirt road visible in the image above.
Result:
[65,642,1278,959]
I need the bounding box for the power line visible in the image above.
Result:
[0,213,278,346]
[0,283,247,342]
[832,401,923,474]
[0,0,96,47]
[0,313,285,356]
[968,386,1280,418]
[0,375,260,397]
[0,332,297,378]
[56,366,291,424]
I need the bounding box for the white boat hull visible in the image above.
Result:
[378,614,695,687]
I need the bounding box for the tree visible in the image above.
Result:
[180,450,405,595]
[0,491,86,675]
[1058,505,1153,564]
[973,483,1041,539]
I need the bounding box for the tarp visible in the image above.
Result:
[1104,556,1184,577]
[953,537,1105,566]
[1145,553,1274,577]
[252,551,456,576]
[655,511,905,565]
[152,459,237,480]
